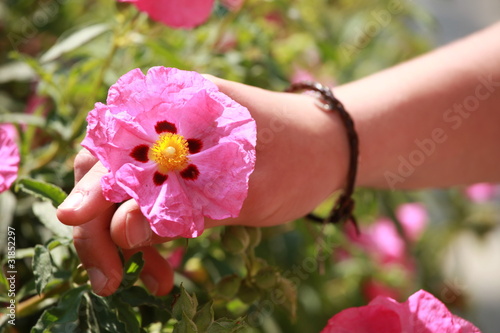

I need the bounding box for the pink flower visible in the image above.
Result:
[82,67,256,238]
[221,0,244,12]
[362,279,401,302]
[166,247,185,270]
[395,202,428,242]
[0,124,20,193]
[347,217,409,268]
[291,68,316,84]
[119,0,214,29]
[321,290,481,333]
[465,183,497,203]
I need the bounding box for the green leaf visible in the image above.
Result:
[116,285,169,309]
[31,285,88,333]
[193,300,214,332]
[0,190,16,239]
[173,311,198,333]
[109,297,142,333]
[207,318,248,333]
[0,61,36,84]
[0,113,46,128]
[16,178,67,207]
[33,245,54,295]
[40,23,110,63]
[120,251,145,289]
[173,284,198,321]
[88,293,128,333]
[33,201,73,239]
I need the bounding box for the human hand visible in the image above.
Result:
[57,77,349,296]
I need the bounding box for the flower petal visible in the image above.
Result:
[120,0,215,29]
[0,125,20,193]
[82,102,155,172]
[185,141,255,220]
[321,305,401,333]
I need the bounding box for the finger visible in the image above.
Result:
[123,247,174,296]
[73,206,123,296]
[110,199,169,249]
[57,161,114,226]
[74,148,99,182]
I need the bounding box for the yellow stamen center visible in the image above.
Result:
[148,133,189,173]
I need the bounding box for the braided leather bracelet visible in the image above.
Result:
[286,81,359,232]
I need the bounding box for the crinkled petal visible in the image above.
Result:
[404,290,481,333]
[82,102,155,172]
[321,305,401,333]
[186,141,255,219]
[0,125,20,193]
[106,68,150,114]
[119,164,203,237]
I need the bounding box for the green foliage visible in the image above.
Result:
[16,178,67,207]
[33,244,55,295]
[1,0,495,332]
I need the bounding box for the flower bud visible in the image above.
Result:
[245,227,262,248]
[237,280,261,304]
[254,267,278,290]
[221,226,250,254]
[215,274,242,299]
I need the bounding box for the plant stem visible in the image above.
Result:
[16,282,71,318]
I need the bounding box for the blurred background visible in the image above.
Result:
[0,0,499,332]
[413,1,500,332]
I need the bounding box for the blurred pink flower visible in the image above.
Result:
[396,202,428,242]
[221,0,244,11]
[347,217,409,268]
[362,278,401,302]
[321,289,481,333]
[83,67,256,238]
[0,124,20,193]
[119,0,214,29]
[166,247,185,270]
[465,183,497,203]
[291,68,316,84]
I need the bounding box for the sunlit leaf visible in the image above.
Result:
[120,251,145,290]
[40,23,110,63]
[16,178,67,207]
[31,286,88,333]
[33,201,73,239]
[33,245,55,295]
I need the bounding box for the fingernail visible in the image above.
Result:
[126,211,152,248]
[141,274,158,295]
[59,192,84,211]
[87,268,108,294]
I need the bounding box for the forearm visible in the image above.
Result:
[335,22,500,189]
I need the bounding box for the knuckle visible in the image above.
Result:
[74,149,96,169]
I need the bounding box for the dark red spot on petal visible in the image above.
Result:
[130,145,150,162]
[153,172,168,186]
[187,138,203,154]
[180,164,199,180]
[155,121,177,134]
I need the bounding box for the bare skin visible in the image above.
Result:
[57,22,500,296]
